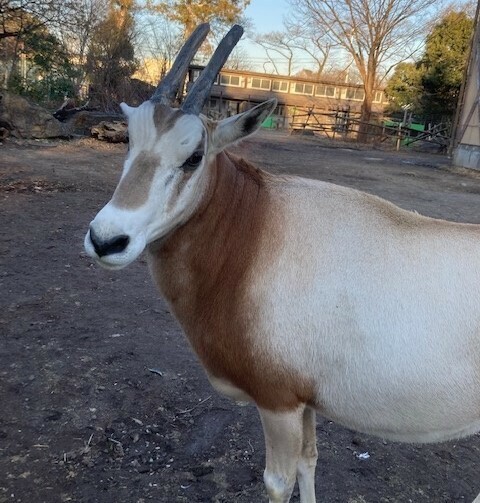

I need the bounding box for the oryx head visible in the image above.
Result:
[84,24,276,270]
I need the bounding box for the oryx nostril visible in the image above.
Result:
[89,228,130,257]
[107,234,130,254]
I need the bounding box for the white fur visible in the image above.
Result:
[250,180,480,443]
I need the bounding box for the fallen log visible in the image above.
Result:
[91,120,128,143]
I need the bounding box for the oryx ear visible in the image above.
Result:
[120,102,136,119]
[212,98,277,152]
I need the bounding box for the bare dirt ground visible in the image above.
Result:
[2,130,480,503]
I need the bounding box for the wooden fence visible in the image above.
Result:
[288,106,450,150]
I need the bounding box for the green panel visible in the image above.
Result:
[261,117,274,128]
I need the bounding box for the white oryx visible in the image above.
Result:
[84,24,480,503]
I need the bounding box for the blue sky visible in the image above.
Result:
[241,0,291,71]
[244,0,290,34]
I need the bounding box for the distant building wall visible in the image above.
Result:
[187,65,389,125]
[452,4,480,169]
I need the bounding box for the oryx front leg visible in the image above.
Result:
[259,405,307,503]
[297,407,317,502]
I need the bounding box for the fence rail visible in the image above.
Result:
[288,106,450,150]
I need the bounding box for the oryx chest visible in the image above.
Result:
[145,156,315,411]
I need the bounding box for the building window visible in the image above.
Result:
[219,74,242,87]
[249,77,271,90]
[315,85,336,97]
[272,80,289,93]
[191,69,219,84]
[374,91,383,103]
[292,82,314,95]
[191,69,201,82]
[346,88,365,101]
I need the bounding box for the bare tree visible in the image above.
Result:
[254,21,338,79]
[290,0,439,140]
[223,44,253,71]
[204,16,254,70]
[284,21,334,78]
[134,13,183,82]
[56,0,109,96]
[255,31,296,75]
[58,1,107,61]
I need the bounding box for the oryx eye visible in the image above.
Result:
[182,151,204,171]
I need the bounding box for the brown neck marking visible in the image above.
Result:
[148,151,314,411]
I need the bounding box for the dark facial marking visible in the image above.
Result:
[112,152,159,209]
[153,103,185,135]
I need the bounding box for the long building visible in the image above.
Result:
[187,65,389,121]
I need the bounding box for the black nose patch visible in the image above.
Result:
[89,228,130,257]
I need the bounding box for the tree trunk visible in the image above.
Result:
[358,95,372,142]
[357,69,375,143]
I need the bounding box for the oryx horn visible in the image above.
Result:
[150,23,210,105]
[182,24,244,115]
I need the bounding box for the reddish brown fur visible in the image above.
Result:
[148,151,315,411]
